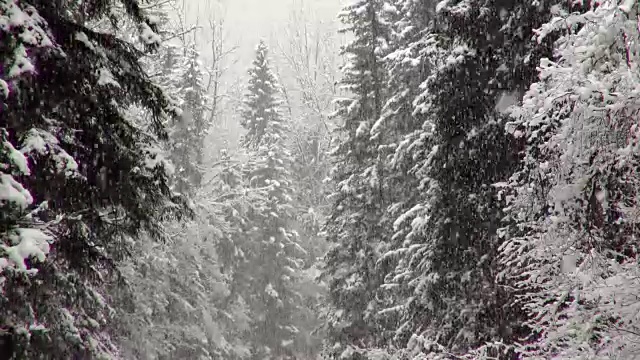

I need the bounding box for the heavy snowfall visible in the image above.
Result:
[2,0,640,359]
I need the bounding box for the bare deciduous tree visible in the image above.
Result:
[204,7,239,129]
[275,0,342,136]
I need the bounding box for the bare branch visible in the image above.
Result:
[161,25,202,43]
[273,2,340,139]
[203,9,239,129]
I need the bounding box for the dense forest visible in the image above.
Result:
[2,0,640,359]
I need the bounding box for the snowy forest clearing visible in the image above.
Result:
[3,0,640,359]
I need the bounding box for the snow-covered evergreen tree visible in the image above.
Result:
[367,0,441,353]
[98,3,236,358]
[499,1,640,357]
[233,40,306,360]
[116,211,230,360]
[373,0,564,358]
[319,0,392,358]
[108,0,210,197]
[240,41,290,151]
[0,0,187,358]
[170,44,211,195]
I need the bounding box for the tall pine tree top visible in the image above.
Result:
[235,39,306,360]
[240,40,289,149]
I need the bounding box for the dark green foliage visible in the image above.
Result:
[0,0,188,357]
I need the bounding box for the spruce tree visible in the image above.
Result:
[0,0,187,357]
[319,0,391,358]
[368,0,440,350]
[236,40,306,360]
[199,146,262,360]
[105,4,231,356]
[375,0,563,357]
[170,44,210,195]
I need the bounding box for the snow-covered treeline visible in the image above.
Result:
[320,0,640,359]
[0,0,331,359]
[5,0,640,359]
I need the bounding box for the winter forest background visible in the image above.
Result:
[3,0,640,359]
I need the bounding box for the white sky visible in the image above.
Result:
[183,0,345,72]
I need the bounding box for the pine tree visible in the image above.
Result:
[0,0,187,357]
[170,44,210,195]
[373,0,564,358]
[319,0,391,358]
[110,1,210,197]
[116,213,229,360]
[103,4,231,356]
[234,40,306,360]
[240,41,290,151]
[367,0,441,352]
[213,147,263,360]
